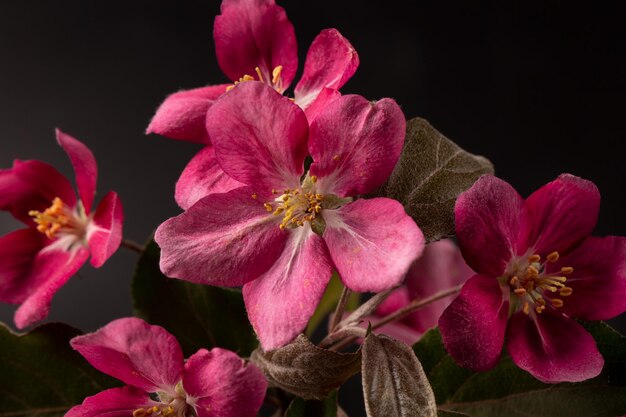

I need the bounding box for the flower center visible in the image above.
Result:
[28,197,87,240]
[133,383,194,417]
[226,64,284,93]
[507,251,574,315]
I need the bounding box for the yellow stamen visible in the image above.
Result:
[547,251,560,263]
[551,298,564,308]
[29,197,71,240]
[528,254,541,263]
[559,287,573,297]
[523,302,530,315]
[561,266,574,275]
[251,193,257,199]
[513,288,527,296]
[133,409,146,417]
[263,203,273,212]
[272,65,283,84]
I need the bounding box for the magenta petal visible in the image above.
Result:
[65,386,155,417]
[294,29,359,110]
[155,187,287,287]
[455,175,526,276]
[323,198,423,293]
[214,0,297,89]
[309,95,405,197]
[0,228,46,304]
[206,82,308,191]
[301,88,341,123]
[56,129,98,213]
[146,85,229,144]
[14,246,89,329]
[175,147,245,210]
[71,317,184,392]
[507,311,603,383]
[88,191,124,268]
[183,348,267,417]
[243,226,333,351]
[439,274,508,371]
[522,174,600,256]
[555,236,626,320]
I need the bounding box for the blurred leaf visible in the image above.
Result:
[306,274,360,337]
[375,117,493,242]
[0,323,119,417]
[362,333,437,417]
[132,239,257,357]
[251,334,360,400]
[414,323,626,417]
[284,391,338,417]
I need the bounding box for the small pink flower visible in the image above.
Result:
[146,0,358,144]
[0,130,123,329]
[156,82,424,351]
[439,174,626,383]
[67,318,267,417]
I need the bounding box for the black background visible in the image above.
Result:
[1,0,625,412]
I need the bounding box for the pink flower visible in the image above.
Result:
[0,130,123,329]
[439,174,626,383]
[369,240,473,345]
[67,318,267,417]
[155,82,424,351]
[146,0,358,144]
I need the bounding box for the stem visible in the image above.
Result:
[121,238,144,254]
[329,286,352,332]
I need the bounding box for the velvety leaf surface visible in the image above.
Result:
[362,333,437,417]
[250,334,360,400]
[284,390,339,417]
[132,240,257,357]
[0,323,119,417]
[413,324,626,417]
[375,117,494,242]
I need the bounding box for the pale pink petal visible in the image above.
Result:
[243,226,333,350]
[309,95,405,197]
[439,274,509,371]
[175,147,245,210]
[323,198,424,292]
[0,228,46,304]
[88,191,124,268]
[214,0,297,89]
[404,240,474,333]
[554,236,626,320]
[206,82,308,191]
[455,175,526,277]
[56,129,97,213]
[373,321,422,346]
[146,85,229,144]
[0,160,76,224]
[183,348,267,417]
[14,246,90,329]
[294,29,359,110]
[301,88,341,123]
[70,317,184,393]
[155,187,287,287]
[507,311,603,383]
[65,386,156,417]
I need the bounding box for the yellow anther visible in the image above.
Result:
[523,302,530,315]
[254,66,264,82]
[332,154,341,161]
[513,288,527,296]
[272,65,283,84]
[526,265,539,279]
[251,193,257,199]
[310,175,317,183]
[29,197,72,240]
[528,254,541,263]
[547,251,560,263]
[509,276,519,286]
[535,305,546,314]
[133,408,146,417]
[559,287,573,297]
[536,297,546,306]
[561,266,574,275]
[551,298,564,308]
[263,203,273,212]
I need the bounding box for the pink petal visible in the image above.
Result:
[206,82,308,192]
[309,95,405,197]
[404,240,474,333]
[376,287,411,317]
[554,236,626,321]
[0,228,46,304]
[301,87,341,123]
[294,29,359,110]
[506,311,603,383]
[214,0,297,89]
[146,85,229,144]
[439,274,509,371]
[70,317,184,393]
[56,129,98,214]
[0,160,76,224]
[175,147,245,210]
[455,175,526,277]
[88,191,124,268]
[323,198,424,292]
[65,386,155,417]
[243,226,333,351]
[183,348,267,417]
[522,174,600,256]
[372,321,423,346]
[155,187,287,287]
[14,246,90,329]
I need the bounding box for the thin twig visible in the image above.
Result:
[328,285,352,332]
[121,238,144,254]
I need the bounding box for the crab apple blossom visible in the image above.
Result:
[156,81,424,351]
[67,318,267,417]
[439,174,626,383]
[0,130,123,329]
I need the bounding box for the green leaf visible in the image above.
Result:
[132,239,258,357]
[306,273,360,337]
[0,322,119,417]
[284,391,339,417]
[413,324,626,417]
[375,117,494,242]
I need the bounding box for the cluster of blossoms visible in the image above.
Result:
[1,0,625,415]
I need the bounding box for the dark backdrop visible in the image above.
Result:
[1,0,625,409]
